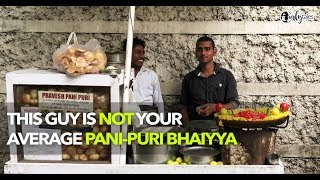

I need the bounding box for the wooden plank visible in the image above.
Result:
[276,145,320,158]
[25,20,127,33]
[78,21,127,34]
[238,83,296,96]
[2,81,320,96]
[137,21,303,34]
[0,80,4,94]
[25,20,74,33]
[1,20,320,34]
[160,82,320,96]
[0,20,24,32]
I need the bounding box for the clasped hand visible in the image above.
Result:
[196,103,216,117]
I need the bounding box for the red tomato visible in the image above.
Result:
[234,110,266,120]
[216,103,223,112]
[280,102,289,112]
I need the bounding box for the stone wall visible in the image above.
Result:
[0,6,319,174]
[0,94,9,174]
[1,6,319,21]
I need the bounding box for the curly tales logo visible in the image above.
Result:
[280,11,317,24]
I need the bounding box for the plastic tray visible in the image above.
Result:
[219,116,289,129]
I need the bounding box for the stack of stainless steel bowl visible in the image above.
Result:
[106,51,126,70]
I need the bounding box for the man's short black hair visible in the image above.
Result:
[122,37,145,51]
[196,36,215,48]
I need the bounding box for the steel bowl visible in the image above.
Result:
[265,153,280,165]
[106,62,125,70]
[132,142,178,164]
[189,120,219,132]
[104,68,121,76]
[180,146,220,164]
[106,52,126,63]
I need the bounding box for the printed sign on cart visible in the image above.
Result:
[38,91,94,112]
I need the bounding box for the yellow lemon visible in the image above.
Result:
[233,117,241,121]
[172,161,180,165]
[176,157,183,164]
[167,160,174,165]
[210,161,218,166]
[180,162,187,165]
[217,161,223,165]
[271,108,280,115]
[220,108,228,115]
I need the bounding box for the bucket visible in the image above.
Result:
[221,128,277,165]
[132,142,178,164]
[131,126,180,164]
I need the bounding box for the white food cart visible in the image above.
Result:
[4,6,285,174]
[3,69,284,174]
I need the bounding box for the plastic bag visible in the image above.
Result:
[52,32,107,77]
